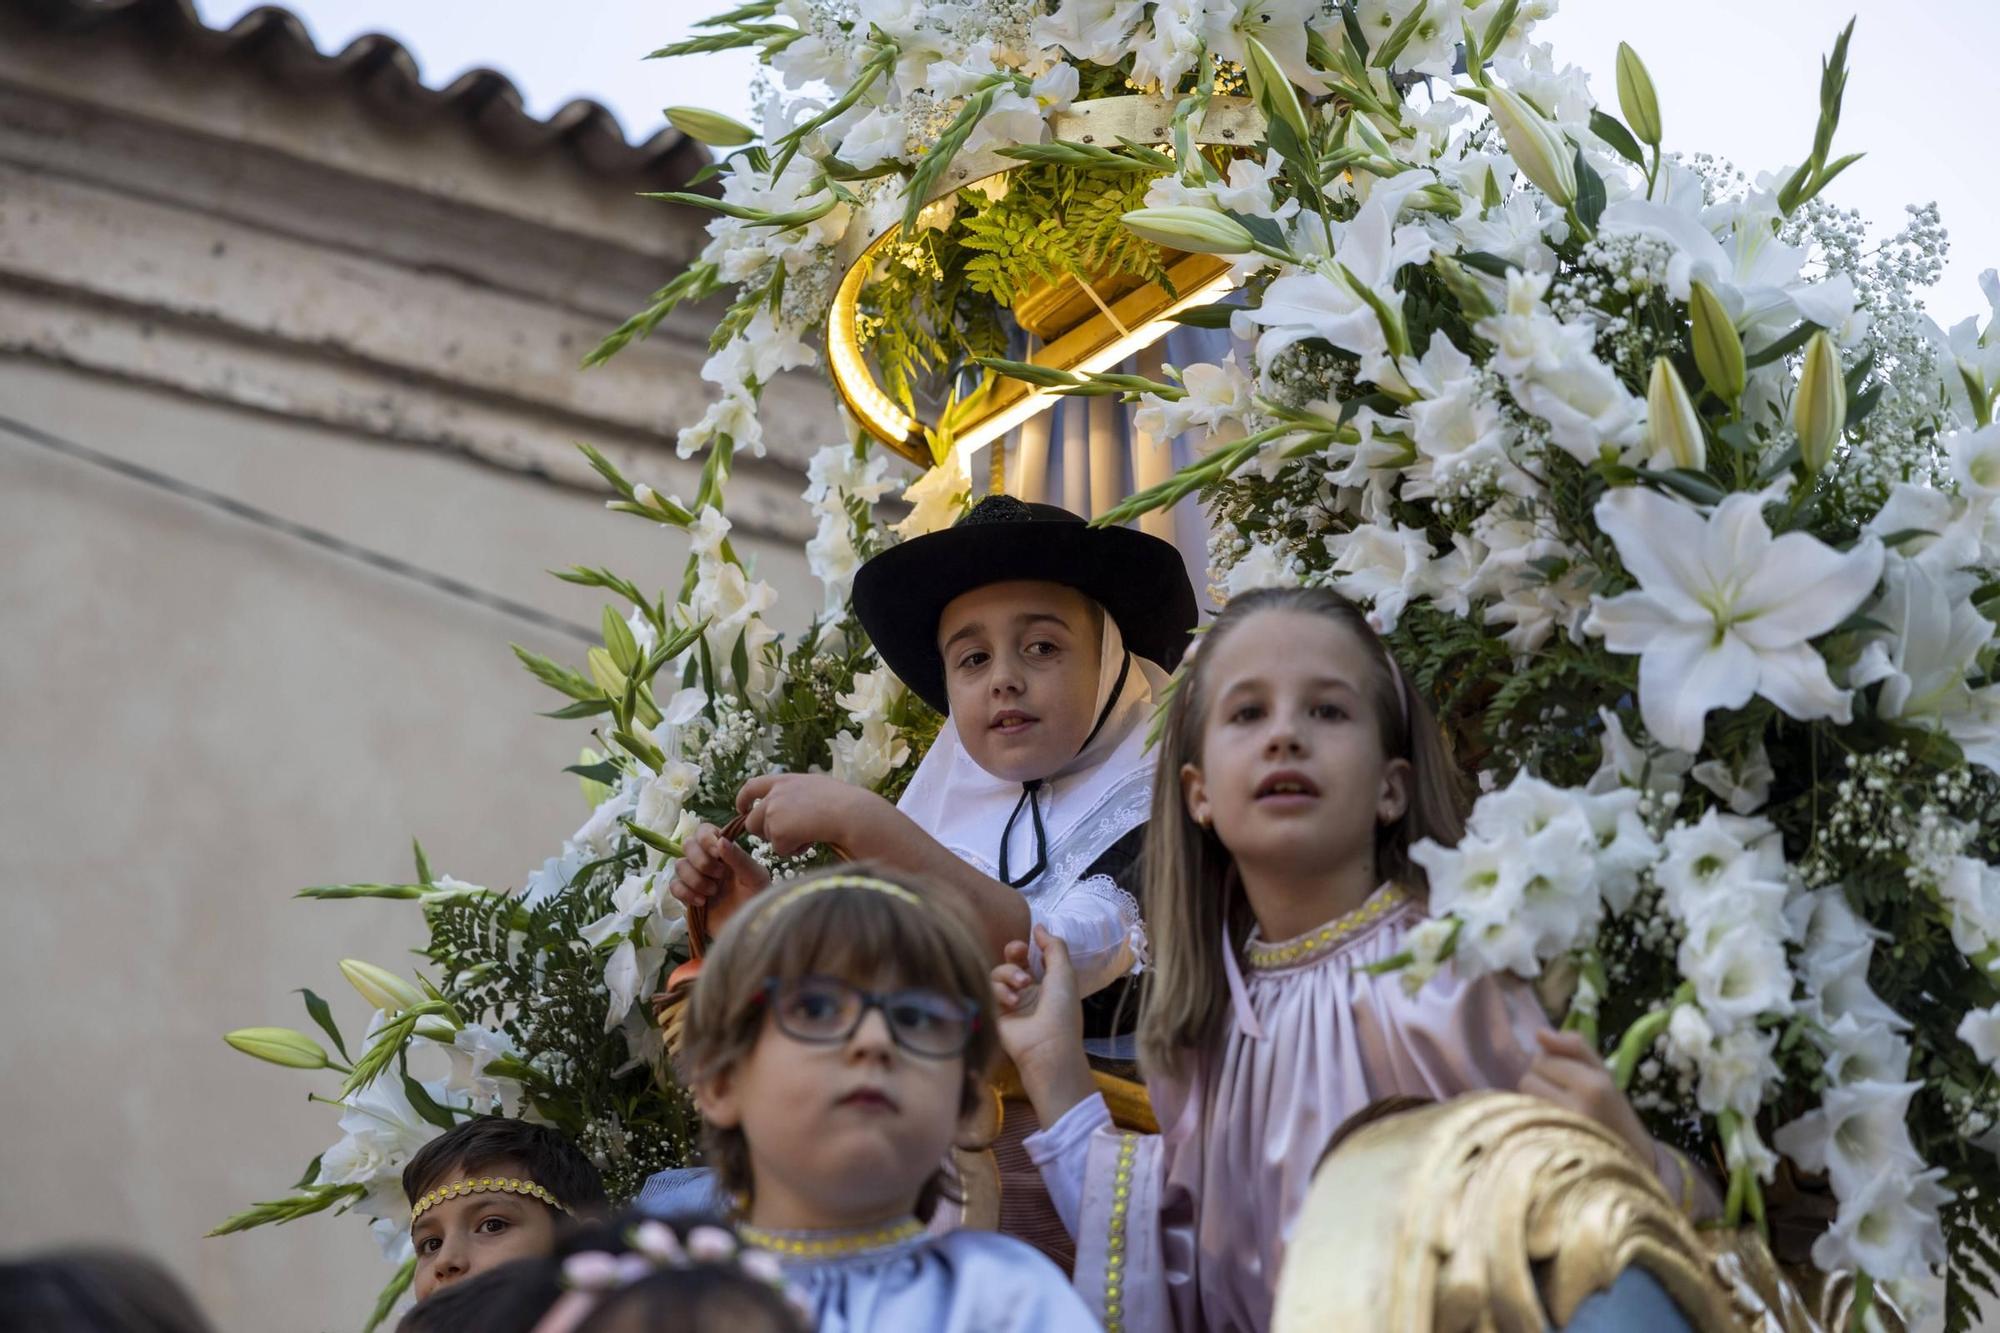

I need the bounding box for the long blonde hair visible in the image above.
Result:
[1136,588,1467,1078]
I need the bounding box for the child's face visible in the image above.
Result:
[937,580,1103,783]
[698,971,972,1229]
[1181,610,1410,879]
[409,1159,561,1301]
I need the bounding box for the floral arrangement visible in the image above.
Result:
[219,0,2000,1326]
[214,442,945,1326]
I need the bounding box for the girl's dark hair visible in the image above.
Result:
[395,1258,562,1333]
[1137,587,1467,1078]
[676,863,998,1220]
[0,1249,214,1333]
[402,1116,609,1221]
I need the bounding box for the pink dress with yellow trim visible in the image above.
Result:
[1025,883,1706,1333]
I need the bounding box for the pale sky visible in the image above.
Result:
[193,0,2000,323]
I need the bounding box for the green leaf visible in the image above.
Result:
[541,698,613,721]
[1167,303,1237,329]
[401,1071,467,1131]
[1370,0,1432,69]
[1588,110,1645,168]
[730,628,752,692]
[1847,382,1884,430]
[511,645,601,703]
[1647,468,1727,506]
[1226,210,1291,254]
[411,839,433,887]
[1878,528,1941,549]
[564,760,623,785]
[292,1153,324,1191]
[1744,321,1822,369]
[297,988,351,1063]
[1479,0,1521,63]
[1572,147,1605,233]
[1454,249,1517,280]
[362,1260,417,1333]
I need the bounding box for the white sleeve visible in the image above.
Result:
[1026,874,1148,998]
[1022,1091,1112,1237]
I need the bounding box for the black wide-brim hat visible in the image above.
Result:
[852,495,1199,715]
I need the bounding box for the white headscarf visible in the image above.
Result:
[896,611,1170,901]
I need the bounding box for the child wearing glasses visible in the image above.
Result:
[677,865,1099,1332]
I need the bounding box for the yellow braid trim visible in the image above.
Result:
[409,1176,569,1225]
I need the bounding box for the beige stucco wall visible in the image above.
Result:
[0,355,819,1329]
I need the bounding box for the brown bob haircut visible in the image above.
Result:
[1137,586,1468,1079]
[677,864,999,1220]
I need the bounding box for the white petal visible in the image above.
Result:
[1753,642,1854,725]
[1594,487,1713,620]
[1584,589,1685,653]
[1734,534,1884,647]
[1638,625,1758,752]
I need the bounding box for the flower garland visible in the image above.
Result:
[220,1,2000,1327]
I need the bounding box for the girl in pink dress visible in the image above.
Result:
[992,587,1711,1332]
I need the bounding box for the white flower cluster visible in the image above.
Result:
[830,665,911,788]
[1774,888,1944,1300]
[1410,768,1654,982]
[1651,812,1793,1120]
[802,443,895,618]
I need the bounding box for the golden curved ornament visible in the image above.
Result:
[1271,1092,1825,1333]
[827,95,1265,467]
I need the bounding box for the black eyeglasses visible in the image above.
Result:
[757,975,979,1059]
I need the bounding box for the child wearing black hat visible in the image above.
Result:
[669,496,1196,1002]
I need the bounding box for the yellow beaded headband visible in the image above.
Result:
[410,1176,570,1226]
[749,874,923,934]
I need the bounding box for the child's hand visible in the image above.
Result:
[992,927,1097,1124]
[737,773,889,858]
[1518,1029,1653,1163]
[667,821,770,911]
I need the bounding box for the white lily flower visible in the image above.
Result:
[1584,487,1885,752]
[1223,542,1302,597]
[1244,176,1436,390]
[1689,740,1774,815]
[1694,1022,1781,1118]
[1959,1003,2000,1067]
[1809,1165,1951,1285]
[1031,0,1147,66]
[1324,522,1435,633]
[1586,706,1690,798]
[1851,555,2000,772]
[602,938,667,1034]
[894,448,970,539]
[1774,1080,1927,1195]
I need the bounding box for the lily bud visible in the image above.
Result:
[1243,36,1311,147]
[587,646,628,700]
[1485,87,1575,209]
[1795,330,1846,476]
[1615,43,1661,147]
[225,1026,332,1070]
[1433,255,1497,319]
[1646,358,1706,471]
[1688,281,1746,403]
[665,106,756,148]
[1406,183,1464,219]
[340,959,425,1015]
[414,1015,461,1042]
[1120,206,1259,256]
